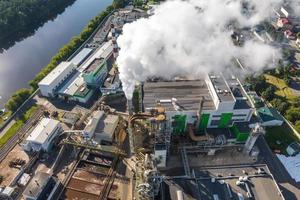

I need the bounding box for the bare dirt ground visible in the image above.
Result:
[0,144,29,186]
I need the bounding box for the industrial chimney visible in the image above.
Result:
[127,99,133,115]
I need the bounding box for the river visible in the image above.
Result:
[0,0,112,109]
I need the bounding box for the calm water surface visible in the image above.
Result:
[0,0,112,108]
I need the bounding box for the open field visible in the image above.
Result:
[265,123,300,153]
[264,74,300,100]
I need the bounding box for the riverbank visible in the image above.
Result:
[0,0,126,147]
[0,0,115,110]
[0,0,76,51]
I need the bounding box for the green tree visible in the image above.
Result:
[295,120,300,133]
[261,86,276,101]
[245,75,268,94]
[285,107,300,124]
[0,0,76,49]
[291,98,300,107]
[112,0,127,9]
[282,48,294,60]
[283,75,292,86]
[271,98,290,114]
[5,88,32,112]
[134,0,144,7]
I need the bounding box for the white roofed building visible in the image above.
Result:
[70,48,93,66]
[83,111,119,145]
[94,114,119,145]
[22,118,62,152]
[38,62,76,98]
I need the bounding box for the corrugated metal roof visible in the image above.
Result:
[39,62,75,85]
[143,80,215,111]
[70,48,93,66]
[22,172,51,198]
[26,118,60,144]
[84,111,105,136]
[58,72,85,96]
[277,154,300,182]
[79,41,113,72]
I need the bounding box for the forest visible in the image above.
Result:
[0,0,76,50]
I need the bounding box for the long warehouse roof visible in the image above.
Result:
[39,62,75,86]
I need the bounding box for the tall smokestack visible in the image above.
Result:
[127,99,133,115]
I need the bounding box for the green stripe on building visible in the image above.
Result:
[218,113,233,128]
[230,124,250,142]
[172,115,187,135]
[198,113,210,131]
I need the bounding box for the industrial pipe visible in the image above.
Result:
[188,124,210,142]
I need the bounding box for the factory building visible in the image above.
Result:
[83,58,108,87]
[83,111,119,145]
[22,172,60,200]
[38,62,76,98]
[141,75,254,167]
[57,72,94,104]
[79,41,113,72]
[69,48,93,66]
[203,74,253,129]
[143,74,253,135]
[79,41,114,89]
[49,41,114,104]
[22,118,61,152]
[100,67,122,95]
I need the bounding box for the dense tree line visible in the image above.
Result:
[5,88,32,112]
[0,0,76,50]
[4,0,126,112]
[246,66,300,132]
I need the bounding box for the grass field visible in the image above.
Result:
[265,122,300,153]
[0,106,37,147]
[264,74,296,100]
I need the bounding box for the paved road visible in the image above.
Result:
[257,135,300,200]
[0,119,15,138]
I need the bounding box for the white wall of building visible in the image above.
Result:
[205,75,220,109]
[38,62,76,97]
[22,118,61,152]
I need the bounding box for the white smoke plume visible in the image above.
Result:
[117,0,288,100]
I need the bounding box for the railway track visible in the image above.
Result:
[0,106,45,163]
[99,156,119,200]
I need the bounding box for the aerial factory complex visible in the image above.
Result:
[0,2,300,200]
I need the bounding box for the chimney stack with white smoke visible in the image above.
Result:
[116,0,300,100]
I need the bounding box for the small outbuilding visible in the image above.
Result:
[83,111,119,145]
[94,114,119,145]
[286,142,300,156]
[22,118,62,152]
[22,171,60,200]
[257,107,284,127]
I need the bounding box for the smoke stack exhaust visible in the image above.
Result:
[127,99,133,115]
